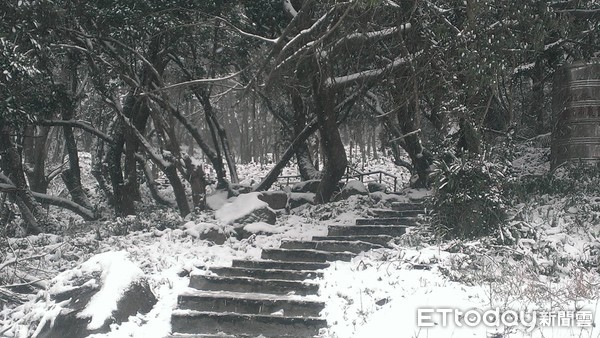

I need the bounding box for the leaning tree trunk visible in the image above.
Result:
[314,85,347,203]
[0,124,46,234]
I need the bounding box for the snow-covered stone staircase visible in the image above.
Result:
[169,202,424,338]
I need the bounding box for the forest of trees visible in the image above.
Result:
[1,0,599,235]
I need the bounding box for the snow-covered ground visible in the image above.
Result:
[1,147,599,338]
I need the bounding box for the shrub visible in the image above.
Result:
[429,152,509,239]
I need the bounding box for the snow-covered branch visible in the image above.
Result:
[37,120,114,144]
[328,24,412,56]
[31,192,96,220]
[214,16,278,44]
[325,51,422,89]
[145,69,245,93]
[283,0,298,17]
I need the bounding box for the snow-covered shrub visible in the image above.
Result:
[510,162,600,198]
[430,153,509,239]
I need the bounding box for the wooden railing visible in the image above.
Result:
[273,167,399,192]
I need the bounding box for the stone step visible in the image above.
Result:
[328,225,408,237]
[390,202,424,211]
[178,289,324,317]
[261,248,355,263]
[280,239,383,253]
[208,266,322,280]
[168,335,308,338]
[189,275,319,296]
[367,208,423,218]
[171,310,326,337]
[312,235,394,247]
[355,217,419,226]
[232,260,330,271]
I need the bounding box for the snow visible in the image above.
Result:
[215,192,272,224]
[206,190,229,210]
[243,222,282,234]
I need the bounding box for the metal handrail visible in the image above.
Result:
[272,169,399,192]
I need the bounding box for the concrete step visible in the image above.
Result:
[367,208,423,218]
[208,266,323,281]
[178,289,324,317]
[312,235,394,247]
[280,239,383,253]
[355,217,419,226]
[189,275,319,296]
[171,310,326,337]
[390,202,424,211]
[232,259,330,271]
[328,225,408,237]
[261,248,355,263]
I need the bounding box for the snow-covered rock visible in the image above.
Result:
[258,191,289,210]
[291,180,321,193]
[39,251,156,338]
[182,221,233,244]
[289,192,315,209]
[335,180,369,201]
[367,182,387,193]
[216,192,277,225]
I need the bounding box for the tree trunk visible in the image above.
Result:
[0,125,46,234]
[184,157,207,210]
[291,92,321,180]
[137,154,172,207]
[254,121,319,192]
[91,139,113,202]
[25,126,51,194]
[62,118,92,209]
[396,105,432,188]
[105,119,136,216]
[314,85,347,203]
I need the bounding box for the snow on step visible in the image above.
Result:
[232,259,330,271]
[170,310,327,337]
[355,217,419,226]
[178,289,325,317]
[280,239,383,253]
[189,274,320,296]
[261,248,355,263]
[328,225,409,237]
[312,235,395,247]
[207,266,323,280]
[390,202,424,211]
[367,208,423,218]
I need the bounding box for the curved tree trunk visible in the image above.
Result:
[314,85,347,203]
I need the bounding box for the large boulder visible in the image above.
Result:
[258,191,289,210]
[216,192,277,225]
[39,251,156,338]
[291,180,321,193]
[335,180,369,201]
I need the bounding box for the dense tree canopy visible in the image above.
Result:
[1,0,598,234]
